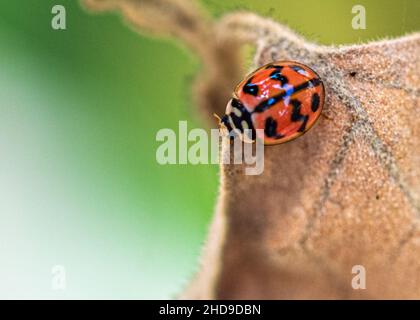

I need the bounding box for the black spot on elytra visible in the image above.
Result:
[243,77,259,96]
[265,64,283,71]
[290,65,305,74]
[311,93,320,112]
[264,117,285,139]
[298,116,309,132]
[254,96,279,113]
[270,70,288,86]
[264,117,278,138]
[349,71,357,77]
[291,99,309,132]
[293,77,321,92]
[253,78,321,114]
[266,97,277,107]
[291,99,302,122]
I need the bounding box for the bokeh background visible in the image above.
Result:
[0,0,418,299]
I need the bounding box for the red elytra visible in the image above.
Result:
[221,61,325,145]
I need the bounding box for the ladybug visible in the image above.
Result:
[220,61,325,145]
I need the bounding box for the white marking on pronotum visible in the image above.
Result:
[225,99,233,114]
[233,107,242,117]
[241,120,249,130]
[228,115,235,130]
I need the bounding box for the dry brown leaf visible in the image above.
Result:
[81,1,420,299]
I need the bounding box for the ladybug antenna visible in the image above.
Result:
[213,113,222,124]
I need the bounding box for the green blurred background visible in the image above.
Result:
[0,0,418,299]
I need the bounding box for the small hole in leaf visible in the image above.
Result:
[349,71,357,77]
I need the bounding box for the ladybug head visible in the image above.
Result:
[220,98,256,143]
